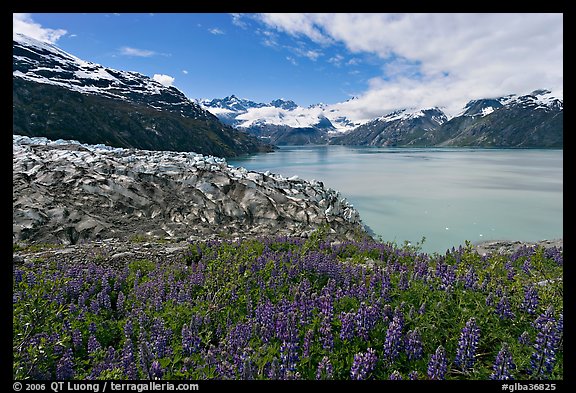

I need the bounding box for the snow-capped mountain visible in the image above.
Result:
[201,96,336,129]
[200,96,348,145]
[331,90,562,148]
[13,33,272,157]
[460,89,563,118]
[331,107,449,147]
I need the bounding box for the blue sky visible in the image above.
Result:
[14,13,563,119]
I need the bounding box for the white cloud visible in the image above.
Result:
[294,48,322,61]
[153,74,175,87]
[13,13,67,43]
[286,56,298,66]
[256,13,563,118]
[182,70,189,75]
[119,47,157,57]
[209,28,225,35]
[230,13,248,28]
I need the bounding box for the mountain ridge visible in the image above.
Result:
[12,33,273,157]
[203,90,562,148]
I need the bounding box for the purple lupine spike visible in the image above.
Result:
[121,338,138,379]
[339,311,355,341]
[389,370,402,380]
[302,329,314,358]
[124,319,133,339]
[455,317,480,370]
[490,344,516,380]
[279,340,300,379]
[398,271,409,290]
[522,259,532,275]
[87,334,101,355]
[427,345,448,380]
[529,320,560,378]
[463,266,478,289]
[521,285,539,315]
[150,360,163,380]
[56,348,75,380]
[544,247,563,265]
[316,356,333,380]
[405,329,423,360]
[504,261,516,281]
[350,348,378,380]
[319,315,333,351]
[383,313,404,363]
[495,295,514,319]
[518,331,531,346]
[408,370,419,380]
[72,328,83,351]
[116,291,125,315]
[355,302,379,341]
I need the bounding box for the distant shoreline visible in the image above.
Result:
[472,238,563,256]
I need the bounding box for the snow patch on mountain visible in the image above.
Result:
[13,33,178,103]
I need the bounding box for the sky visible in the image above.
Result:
[13,13,563,121]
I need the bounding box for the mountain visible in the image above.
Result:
[201,96,350,145]
[330,108,448,147]
[330,90,562,148]
[436,90,563,147]
[12,33,273,157]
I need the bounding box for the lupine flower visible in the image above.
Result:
[279,340,299,379]
[150,360,163,380]
[490,344,516,380]
[339,311,355,341]
[87,334,101,355]
[316,356,333,380]
[121,339,138,379]
[116,291,125,314]
[383,313,404,363]
[302,329,314,358]
[504,261,515,281]
[529,320,560,378]
[389,370,402,380]
[350,348,378,380]
[518,331,531,346]
[522,259,532,275]
[521,286,539,315]
[355,302,379,341]
[405,329,423,360]
[544,247,563,265]
[463,267,478,289]
[495,295,514,319]
[319,315,333,351]
[398,271,409,290]
[455,317,480,370]
[408,370,419,380]
[72,329,83,351]
[427,345,448,380]
[56,348,75,380]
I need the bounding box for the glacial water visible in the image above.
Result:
[228,145,563,254]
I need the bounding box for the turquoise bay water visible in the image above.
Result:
[228,146,563,254]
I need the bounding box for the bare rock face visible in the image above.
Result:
[13,135,366,245]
